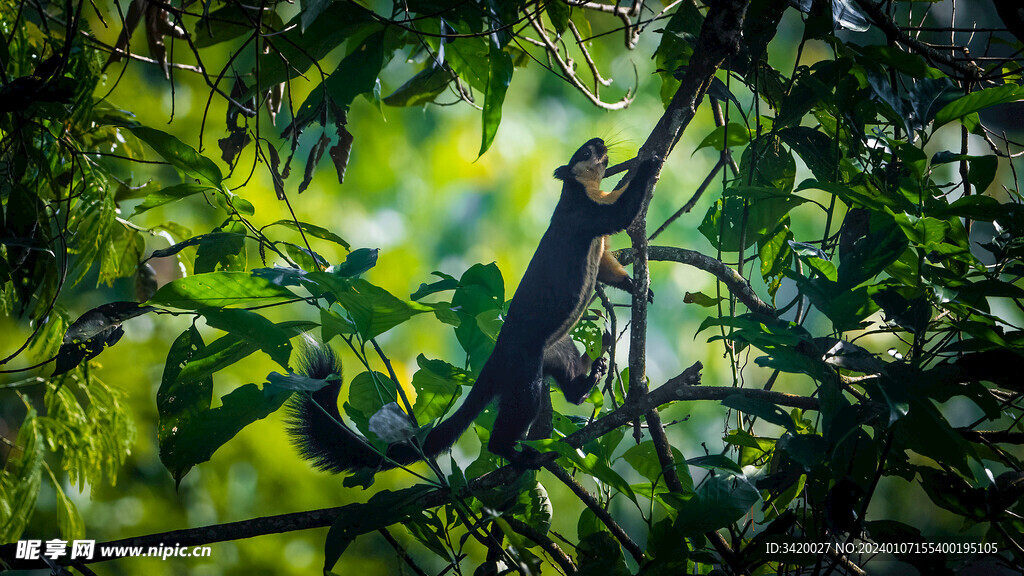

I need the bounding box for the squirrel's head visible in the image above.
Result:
[553,138,608,190]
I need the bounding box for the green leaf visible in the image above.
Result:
[695,123,752,151]
[933,193,1007,221]
[53,301,154,376]
[323,486,433,571]
[916,468,986,520]
[157,326,292,483]
[266,220,351,249]
[383,63,453,107]
[199,308,294,368]
[320,308,356,341]
[147,232,245,261]
[722,394,797,432]
[292,30,387,132]
[859,45,943,80]
[300,0,332,32]
[671,473,761,538]
[132,182,215,217]
[50,471,85,540]
[837,218,909,289]
[529,439,638,504]
[778,433,827,470]
[518,481,554,538]
[447,34,490,92]
[686,454,744,475]
[344,371,398,438]
[0,408,43,542]
[480,42,513,156]
[778,127,841,182]
[193,4,280,48]
[148,272,297,309]
[892,213,951,251]
[896,398,974,477]
[250,3,372,96]
[967,155,998,193]
[410,355,470,424]
[124,125,223,187]
[547,1,570,35]
[329,248,379,277]
[331,279,433,340]
[934,84,1024,127]
[699,187,807,251]
[177,321,314,386]
[195,221,247,273]
[622,441,693,489]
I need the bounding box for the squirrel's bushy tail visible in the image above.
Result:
[287,342,493,472]
[286,344,387,473]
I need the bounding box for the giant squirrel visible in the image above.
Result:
[289,138,659,472]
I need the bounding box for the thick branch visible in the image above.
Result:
[614,245,776,317]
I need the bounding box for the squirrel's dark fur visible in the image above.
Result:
[288,139,658,472]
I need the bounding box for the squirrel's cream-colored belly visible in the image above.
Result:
[544,236,604,348]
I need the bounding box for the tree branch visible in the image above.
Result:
[850,0,984,81]
[613,245,776,317]
[543,462,645,565]
[501,515,578,575]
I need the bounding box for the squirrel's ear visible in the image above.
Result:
[553,165,571,180]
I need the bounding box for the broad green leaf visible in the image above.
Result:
[328,248,379,277]
[686,454,744,475]
[722,394,797,432]
[330,279,433,340]
[292,30,387,132]
[266,219,351,249]
[622,441,693,489]
[132,182,215,217]
[147,232,245,261]
[446,34,489,92]
[896,398,974,476]
[480,42,513,156]
[547,1,569,35]
[934,83,1024,127]
[300,0,332,32]
[916,468,986,520]
[193,4,281,48]
[148,272,297,309]
[250,3,372,96]
[199,308,293,368]
[53,301,154,376]
[320,308,356,342]
[161,382,290,483]
[194,221,247,273]
[323,486,433,571]
[383,63,453,107]
[671,473,760,538]
[700,188,807,251]
[411,355,470,424]
[176,321,314,386]
[344,371,399,438]
[124,126,223,187]
[529,439,638,504]
[695,123,752,151]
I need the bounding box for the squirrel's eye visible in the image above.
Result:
[580,149,591,160]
